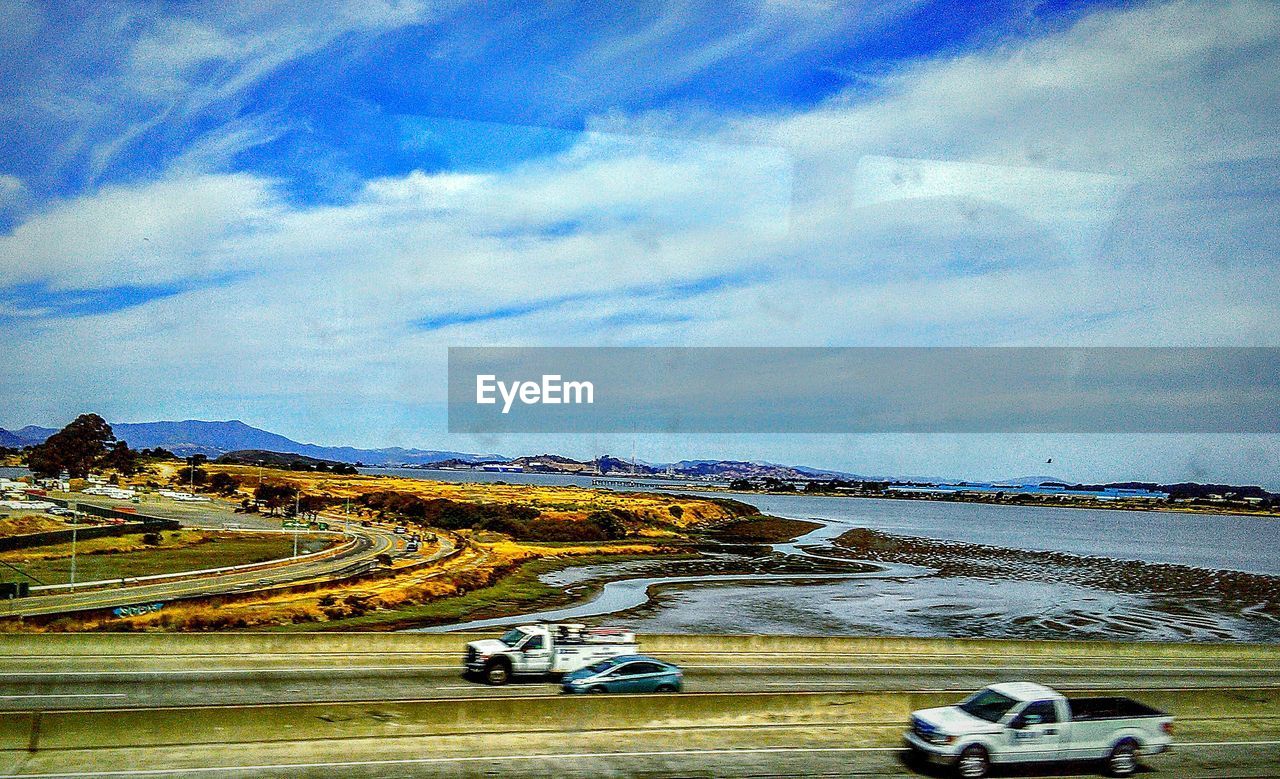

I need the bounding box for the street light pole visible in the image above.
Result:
[69,505,78,591]
[293,491,300,558]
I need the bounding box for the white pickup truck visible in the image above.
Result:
[904,682,1173,778]
[464,623,638,685]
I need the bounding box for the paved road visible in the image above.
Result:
[2,519,430,619]
[1,637,1277,777]
[0,647,1276,709]
[1,712,1277,777]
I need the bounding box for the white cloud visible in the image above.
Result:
[2,0,1278,476]
[0,174,28,212]
[0,174,280,290]
[7,1,442,187]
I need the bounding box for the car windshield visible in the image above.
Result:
[959,690,1019,723]
[583,659,620,674]
[498,628,527,647]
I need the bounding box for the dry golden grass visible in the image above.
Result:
[51,534,674,632]
[12,464,743,632]
[130,463,742,528]
[0,513,69,537]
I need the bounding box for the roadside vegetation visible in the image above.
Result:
[29,538,682,632]
[4,456,755,632]
[0,530,332,585]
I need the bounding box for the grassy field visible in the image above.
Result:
[0,512,72,537]
[141,463,751,530]
[0,530,332,585]
[6,464,750,632]
[265,551,691,632]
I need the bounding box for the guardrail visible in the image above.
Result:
[1,632,1277,660]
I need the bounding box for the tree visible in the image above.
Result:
[208,472,240,496]
[254,483,297,516]
[27,414,115,478]
[102,440,138,475]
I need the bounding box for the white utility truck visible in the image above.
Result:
[464,623,637,685]
[904,682,1173,778]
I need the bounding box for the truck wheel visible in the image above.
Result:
[956,745,989,779]
[1106,740,1139,777]
[483,660,511,686]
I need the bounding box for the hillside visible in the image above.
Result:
[12,419,505,465]
[214,450,356,471]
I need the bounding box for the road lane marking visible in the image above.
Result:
[0,693,126,699]
[0,666,461,677]
[4,664,1276,677]
[12,740,1280,777]
[0,746,906,777]
[1177,740,1280,746]
[684,664,1280,672]
[763,682,1280,690]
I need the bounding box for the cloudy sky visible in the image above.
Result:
[1,0,1277,484]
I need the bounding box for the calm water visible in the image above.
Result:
[368,468,1280,575]
[709,493,1280,575]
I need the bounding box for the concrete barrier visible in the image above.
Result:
[2,632,1278,662]
[3,686,1275,754]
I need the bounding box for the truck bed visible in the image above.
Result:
[1068,696,1167,721]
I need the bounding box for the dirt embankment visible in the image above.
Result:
[705,516,822,543]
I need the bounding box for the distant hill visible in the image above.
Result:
[996,475,1066,486]
[215,450,356,472]
[427,454,863,481]
[0,429,24,448]
[9,419,505,466]
[0,426,57,447]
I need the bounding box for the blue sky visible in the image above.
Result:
[1,0,1278,484]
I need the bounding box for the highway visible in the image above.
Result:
[0,651,1276,710]
[0,634,1276,777]
[3,517,426,619]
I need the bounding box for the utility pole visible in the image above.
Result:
[293,491,301,558]
[69,503,78,591]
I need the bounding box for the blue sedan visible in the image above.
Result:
[560,655,684,694]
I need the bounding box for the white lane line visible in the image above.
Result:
[684,664,1280,673]
[11,740,1280,777]
[0,666,460,677]
[1177,740,1280,746]
[4,664,1275,677]
[764,682,1280,692]
[0,693,126,700]
[0,746,904,777]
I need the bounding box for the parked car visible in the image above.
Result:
[560,655,683,694]
[904,682,1172,778]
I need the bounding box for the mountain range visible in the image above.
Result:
[0,418,1069,484]
[0,418,876,481]
[0,420,501,466]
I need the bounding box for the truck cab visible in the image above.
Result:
[905,682,1172,778]
[464,623,637,685]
